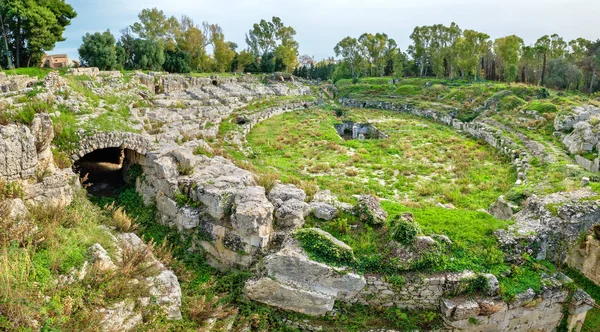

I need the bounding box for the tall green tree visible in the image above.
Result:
[132,38,165,70]
[494,35,523,82]
[408,26,434,77]
[534,35,551,86]
[455,30,490,79]
[245,17,298,72]
[212,31,235,72]
[78,30,117,70]
[130,7,180,50]
[334,37,363,78]
[0,0,76,67]
[245,17,283,56]
[274,26,299,72]
[176,16,208,71]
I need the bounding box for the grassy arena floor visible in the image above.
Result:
[244,107,515,210]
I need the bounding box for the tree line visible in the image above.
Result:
[0,3,598,93]
[77,8,299,74]
[333,23,600,93]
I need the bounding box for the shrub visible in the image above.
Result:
[110,206,136,232]
[389,216,421,245]
[465,275,491,295]
[526,100,558,114]
[293,228,355,265]
[177,161,194,175]
[255,172,279,192]
[52,148,72,169]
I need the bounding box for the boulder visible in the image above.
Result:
[149,270,183,320]
[312,190,353,212]
[244,278,335,316]
[489,195,517,220]
[268,182,306,206]
[452,299,480,320]
[30,114,54,158]
[563,121,598,154]
[231,186,274,240]
[88,243,117,272]
[310,202,338,220]
[275,199,310,229]
[354,195,388,225]
[0,124,37,180]
[263,239,363,299]
[98,300,142,332]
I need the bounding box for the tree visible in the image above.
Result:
[78,30,117,70]
[132,38,165,70]
[456,30,490,80]
[494,35,524,82]
[334,37,363,78]
[245,17,298,73]
[408,26,435,77]
[274,26,299,72]
[212,31,235,72]
[245,17,283,56]
[163,48,191,73]
[236,50,255,73]
[176,15,208,71]
[131,7,180,50]
[116,27,136,69]
[0,0,76,67]
[535,35,551,86]
[546,57,582,90]
[519,46,537,84]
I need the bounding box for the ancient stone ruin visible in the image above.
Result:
[334,121,389,140]
[2,69,600,331]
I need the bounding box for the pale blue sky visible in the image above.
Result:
[52,0,599,61]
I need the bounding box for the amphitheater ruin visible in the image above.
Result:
[2,68,600,331]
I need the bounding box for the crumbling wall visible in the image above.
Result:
[567,235,600,286]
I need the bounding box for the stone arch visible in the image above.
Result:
[71,132,153,195]
[71,132,152,162]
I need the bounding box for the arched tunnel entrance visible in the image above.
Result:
[74,147,144,197]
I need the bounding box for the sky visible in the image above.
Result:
[52,0,599,61]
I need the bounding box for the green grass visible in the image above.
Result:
[237,107,514,210]
[3,67,67,79]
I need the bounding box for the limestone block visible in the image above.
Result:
[176,207,200,231]
[263,243,365,299]
[354,195,388,225]
[231,186,274,239]
[452,299,480,320]
[244,278,335,316]
[98,300,142,332]
[274,199,310,229]
[149,269,182,320]
[310,201,339,221]
[268,182,306,206]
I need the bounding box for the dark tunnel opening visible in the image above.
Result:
[74,147,139,197]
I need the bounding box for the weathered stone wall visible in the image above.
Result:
[575,155,600,173]
[0,114,74,206]
[349,272,487,310]
[567,235,600,286]
[348,272,591,332]
[68,67,100,76]
[71,132,152,162]
[0,72,37,93]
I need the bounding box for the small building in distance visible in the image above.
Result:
[40,54,74,69]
